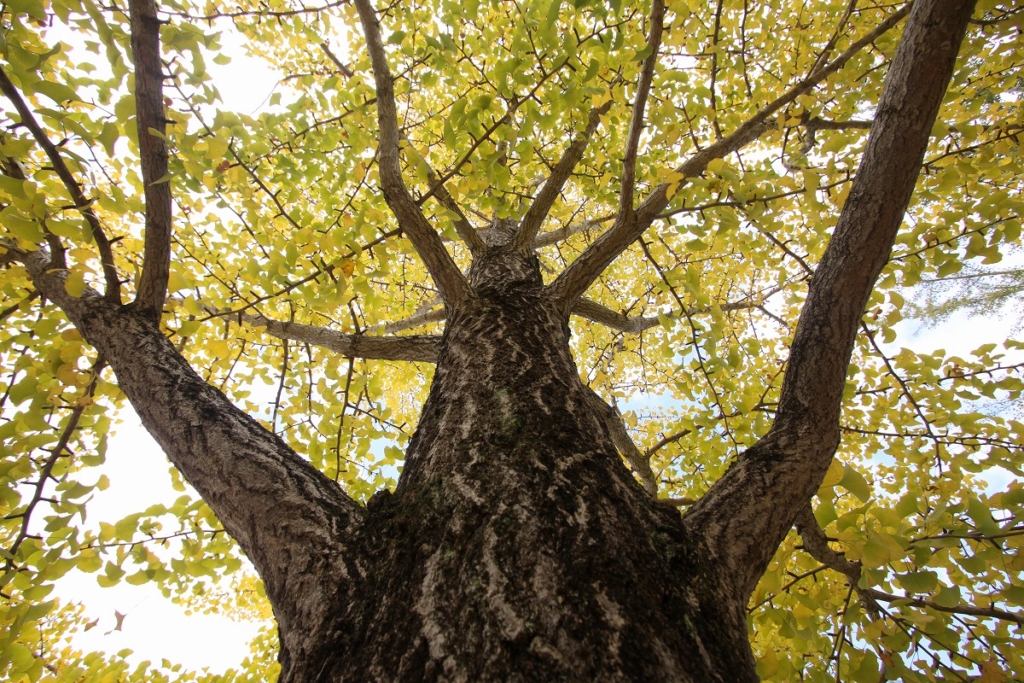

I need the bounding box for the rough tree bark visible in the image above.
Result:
[1,0,974,680]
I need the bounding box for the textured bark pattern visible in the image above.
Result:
[326,248,758,682]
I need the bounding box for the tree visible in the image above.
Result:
[1,0,1022,680]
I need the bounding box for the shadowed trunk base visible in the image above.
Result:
[276,272,760,682]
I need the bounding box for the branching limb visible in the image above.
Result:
[511,103,613,250]
[583,386,657,495]
[4,241,366,665]
[681,0,975,599]
[412,146,487,253]
[316,41,485,254]
[0,68,121,302]
[617,0,665,217]
[246,313,441,362]
[549,3,912,307]
[796,505,1024,626]
[572,289,779,334]
[353,0,470,307]
[129,0,172,322]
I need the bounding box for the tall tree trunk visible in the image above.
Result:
[293,251,758,682]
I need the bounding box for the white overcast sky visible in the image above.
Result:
[51,31,279,673]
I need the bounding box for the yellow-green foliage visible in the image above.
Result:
[0,0,1022,680]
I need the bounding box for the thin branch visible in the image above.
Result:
[353,0,470,307]
[405,140,487,253]
[417,58,568,208]
[164,0,348,20]
[3,359,104,574]
[808,0,858,76]
[571,290,778,334]
[549,3,912,307]
[863,323,943,470]
[863,589,1024,627]
[272,338,290,432]
[0,290,40,322]
[644,428,691,459]
[749,565,829,611]
[319,41,354,78]
[315,41,485,254]
[618,0,666,217]
[0,67,121,302]
[129,0,172,321]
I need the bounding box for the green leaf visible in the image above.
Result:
[6,0,47,21]
[932,585,961,608]
[97,121,119,156]
[840,465,872,503]
[861,535,892,569]
[0,175,30,199]
[899,570,938,594]
[32,80,78,104]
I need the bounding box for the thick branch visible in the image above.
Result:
[511,103,611,250]
[5,242,366,663]
[583,387,657,495]
[353,0,470,307]
[794,504,883,618]
[534,213,613,248]
[0,67,121,302]
[681,0,975,599]
[316,41,485,254]
[129,0,172,321]
[383,305,446,333]
[408,143,486,253]
[247,314,441,362]
[549,3,912,307]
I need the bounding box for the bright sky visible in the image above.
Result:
[49,20,1023,676]
[51,30,279,673]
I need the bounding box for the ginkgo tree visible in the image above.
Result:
[1,0,1022,679]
